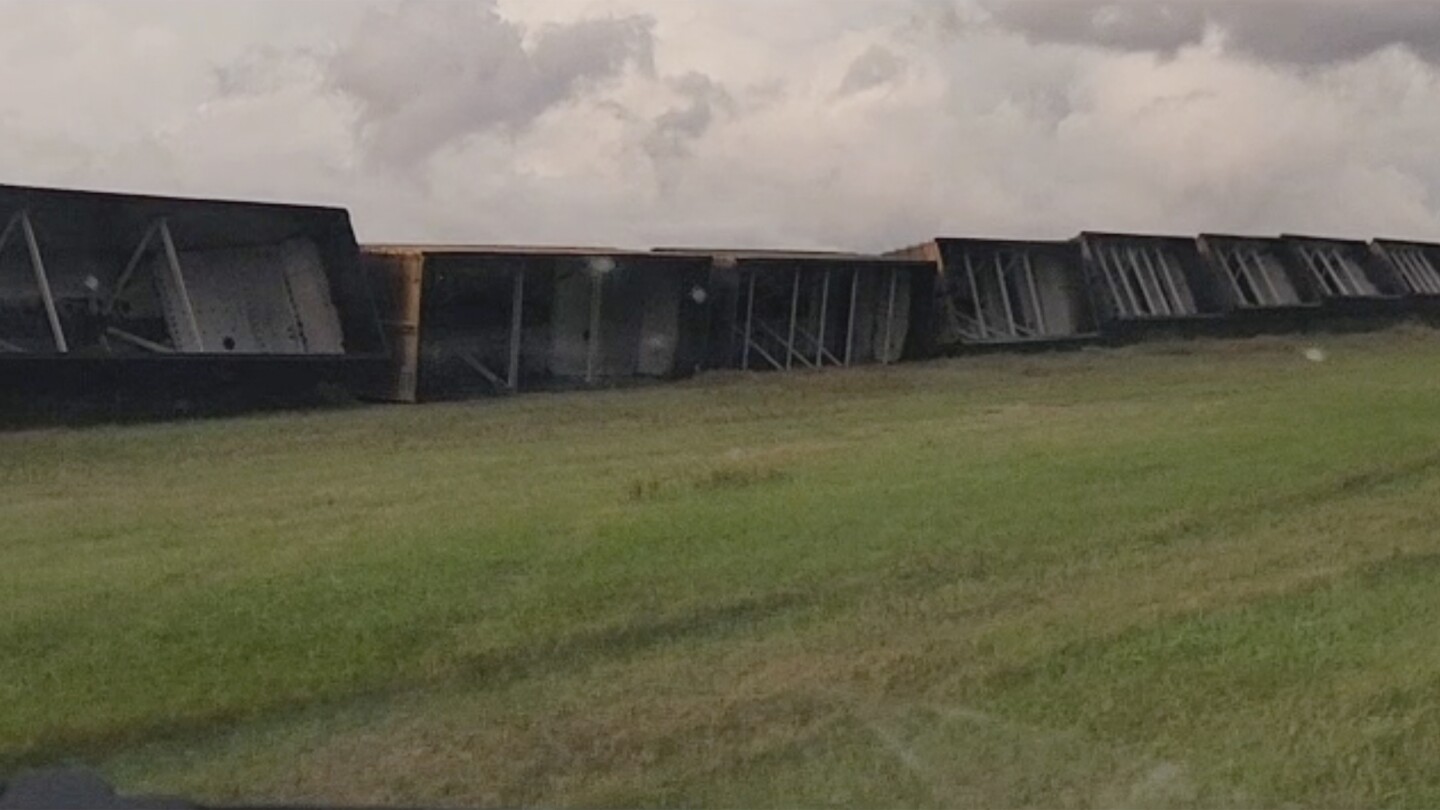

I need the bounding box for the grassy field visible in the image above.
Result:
[7,328,1440,807]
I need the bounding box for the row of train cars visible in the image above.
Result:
[1,183,1439,407]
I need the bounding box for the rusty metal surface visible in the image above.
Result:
[361,252,424,403]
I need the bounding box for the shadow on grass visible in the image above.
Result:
[459,591,812,687]
[0,592,815,774]
[1131,448,1440,550]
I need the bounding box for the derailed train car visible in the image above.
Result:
[1077,232,1230,336]
[660,249,938,371]
[1195,234,1324,320]
[363,246,938,402]
[891,238,1100,351]
[0,183,386,400]
[363,246,713,402]
[1371,239,1440,307]
[1280,235,1408,316]
[10,181,1440,415]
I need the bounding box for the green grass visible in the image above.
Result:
[7,327,1440,807]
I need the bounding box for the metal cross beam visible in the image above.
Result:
[0,211,68,352]
[105,218,203,352]
[507,268,524,392]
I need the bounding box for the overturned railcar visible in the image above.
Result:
[671,250,936,371]
[1372,239,1440,300]
[1280,235,1407,314]
[0,183,385,399]
[1196,234,1322,313]
[894,238,1099,350]
[364,246,713,402]
[1078,233,1228,335]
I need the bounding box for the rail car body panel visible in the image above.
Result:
[1078,233,1229,336]
[893,238,1100,351]
[658,250,937,371]
[364,246,713,402]
[0,183,386,399]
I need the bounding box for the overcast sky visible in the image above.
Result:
[2,0,1439,251]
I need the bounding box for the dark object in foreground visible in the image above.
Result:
[0,769,446,810]
[0,769,193,809]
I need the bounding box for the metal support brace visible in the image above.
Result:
[1125,246,1160,315]
[1335,251,1369,296]
[1324,249,1347,296]
[961,251,988,338]
[795,326,842,366]
[883,268,899,364]
[1152,249,1180,314]
[756,320,817,369]
[1112,247,1143,315]
[1397,252,1420,292]
[995,252,1019,338]
[1156,250,1191,315]
[458,350,508,391]
[734,325,784,371]
[1231,250,1259,305]
[1403,251,1430,293]
[1094,248,1130,318]
[508,269,524,392]
[1136,247,1174,316]
[157,220,203,352]
[0,211,68,352]
[107,222,160,317]
[1324,250,1351,296]
[1302,247,1331,295]
[105,326,173,354]
[1394,251,1422,293]
[1393,252,1415,291]
[1413,251,1440,293]
[1219,250,1251,306]
[106,219,203,351]
[1231,250,1262,305]
[1401,250,1440,293]
[742,273,756,370]
[586,271,603,384]
[1021,252,1047,335]
[844,269,859,367]
[785,269,801,371]
[815,269,831,367]
[18,214,67,352]
[1249,251,1284,306]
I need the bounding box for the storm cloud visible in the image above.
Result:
[0,0,1439,251]
[329,0,655,166]
[988,1,1440,65]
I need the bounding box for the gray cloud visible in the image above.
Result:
[988,2,1202,54]
[989,1,1440,65]
[328,0,654,166]
[838,45,908,96]
[3,1,1440,252]
[644,72,734,161]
